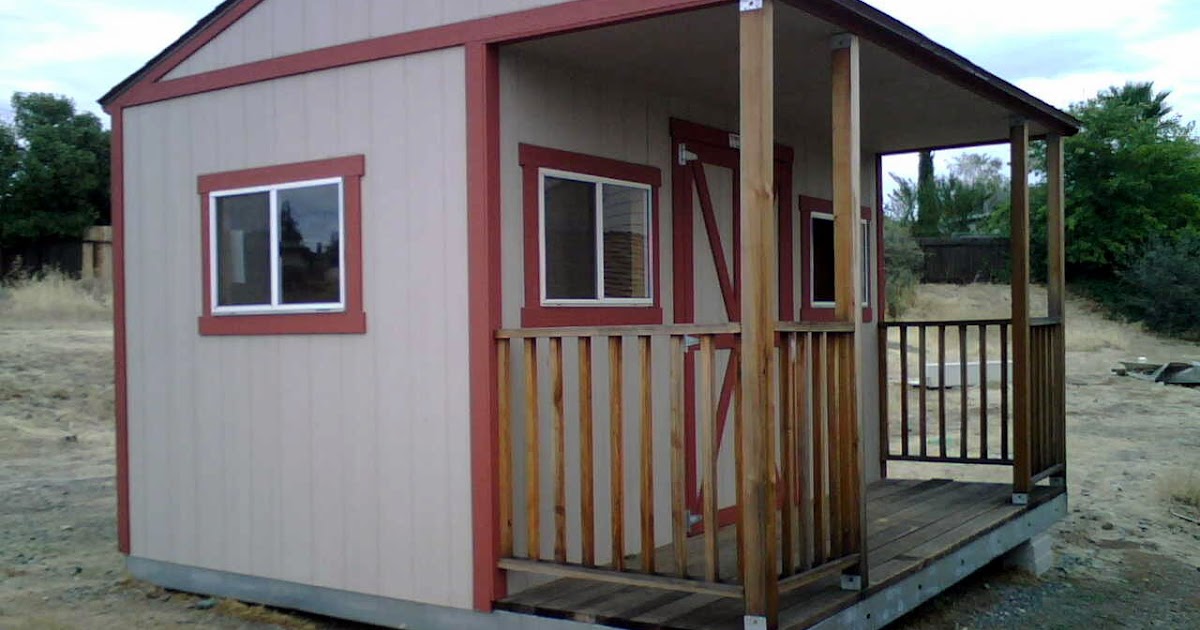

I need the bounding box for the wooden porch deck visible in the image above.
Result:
[497,479,1065,630]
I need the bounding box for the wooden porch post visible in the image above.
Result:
[1046,135,1066,320]
[739,0,778,626]
[831,32,867,589]
[1046,134,1068,480]
[1010,121,1033,502]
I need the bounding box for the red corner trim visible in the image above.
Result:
[467,42,504,612]
[111,0,729,110]
[112,109,130,555]
[518,143,664,328]
[197,155,367,336]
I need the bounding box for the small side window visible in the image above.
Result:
[197,156,366,336]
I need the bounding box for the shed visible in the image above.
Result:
[101,1,1076,628]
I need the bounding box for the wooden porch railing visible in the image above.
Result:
[1029,318,1067,482]
[495,323,745,597]
[880,319,1014,467]
[776,322,864,591]
[494,321,864,598]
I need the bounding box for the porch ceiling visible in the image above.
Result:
[505,2,1061,155]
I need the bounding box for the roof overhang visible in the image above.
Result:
[99,0,1080,142]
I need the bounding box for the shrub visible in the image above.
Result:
[1120,234,1200,339]
[883,220,924,317]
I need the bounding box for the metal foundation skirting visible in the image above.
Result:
[810,492,1068,629]
[126,557,603,630]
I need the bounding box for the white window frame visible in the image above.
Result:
[810,211,836,309]
[538,167,654,307]
[208,176,346,316]
[809,212,872,309]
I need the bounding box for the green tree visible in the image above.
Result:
[0,93,110,246]
[936,153,1008,235]
[914,150,939,236]
[890,152,1009,236]
[1050,82,1200,277]
[884,174,918,224]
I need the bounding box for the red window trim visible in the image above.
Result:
[798,195,874,323]
[197,155,367,336]
[519,144,663,328]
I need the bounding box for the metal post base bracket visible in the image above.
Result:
[1012,493,1029,506]
[840,574,863,591]
[744,615,768,630]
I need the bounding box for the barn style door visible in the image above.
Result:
[670,119,793,536]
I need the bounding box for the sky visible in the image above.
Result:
[1,0,1198,190]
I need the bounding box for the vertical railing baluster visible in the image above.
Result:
[812,332,827,565]
[918,325,928,457]
[669,335,687,578]
[797,332,813,570]
[578,337,595,567]
[699,334,719,582]
[825,334,841,560]
[937,325,947,458]
[497,339,513,559]
[779,333,795,576]
[979,324,988,460]
[608,336,625,571]
[523,338,540,560]
[550,337,567,563]
[899,325,909,458]
[959,325,969,460]
[1000,322,1009,461]
[638,335,655,574]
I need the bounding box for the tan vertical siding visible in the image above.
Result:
[123,47,472,609]
[164,0,572,80]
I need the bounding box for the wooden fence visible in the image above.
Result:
[0,226,113,283]
[917,236,1009,284]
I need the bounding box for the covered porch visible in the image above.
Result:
[485,0,1074,628]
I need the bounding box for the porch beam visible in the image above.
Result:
[1010,120,1033,499]
[1046,135,1066,319]
[738,0,779,626]
[831,31,868,589]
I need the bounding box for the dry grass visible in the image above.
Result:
[213,599,321,630]
[1160,469,1200,509]
[0,268,111,323]
[899,282,1131,353]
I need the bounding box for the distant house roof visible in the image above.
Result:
[99,0,1080,135]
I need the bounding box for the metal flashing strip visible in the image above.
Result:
[810,492,1068,630]
[125,557,604,630]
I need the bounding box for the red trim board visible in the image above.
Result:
[518,144,665,328]
[466,42,504,612]
[109,0,729,111]
[111,110,130,555]
[196,155,367,336]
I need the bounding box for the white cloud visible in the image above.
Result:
[871,0,1200,198]
[0,0,212,118]
[866,0,1173,44]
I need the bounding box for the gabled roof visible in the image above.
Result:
[99,0,1080,135]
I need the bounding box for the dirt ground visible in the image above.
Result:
[1,284,1198,629]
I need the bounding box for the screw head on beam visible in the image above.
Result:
[739,0,764,11]
[830,33,858,50]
